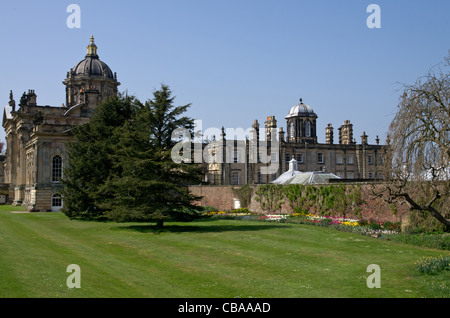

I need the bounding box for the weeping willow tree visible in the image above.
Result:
[377,54,450,231]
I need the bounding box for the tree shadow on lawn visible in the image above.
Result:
[115,222,291,234]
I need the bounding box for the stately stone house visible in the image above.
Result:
[2,36,119,211]
[2,36,385,211]
[203,98,385,185]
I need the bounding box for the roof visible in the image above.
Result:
[272,158,302,184]
[72,57,114,79]
[70,36,115,80]
[272,169,302,184]
[281,171,341,185]
[285,98,317,119]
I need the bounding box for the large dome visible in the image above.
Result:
[286,98,317,118]
[72,58,114,79]
[70,36,114,79]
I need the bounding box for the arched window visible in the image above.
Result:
[289,122,295,139]
[52,156,62,182]
[51,194,63,212]
[305,121,311,138]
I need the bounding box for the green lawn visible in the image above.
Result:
[0,206,448,298]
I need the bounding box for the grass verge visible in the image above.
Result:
[0,207,448,298]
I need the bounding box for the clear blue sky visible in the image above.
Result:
[1,0,450,145]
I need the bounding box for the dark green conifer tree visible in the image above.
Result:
[62,94,138,219]
[63,85,203,227]
[99,85,203,227]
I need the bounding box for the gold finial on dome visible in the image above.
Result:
[86,35,98,57]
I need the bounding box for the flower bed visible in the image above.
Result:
[202,208,401,237]
[258,214,287,221]
[203,208,253,219]
[284,212,401,236]
[289,213,359,226]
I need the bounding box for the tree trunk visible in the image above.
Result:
[402,192,450,232]
[428,207,450,232]
[156,219,164,229]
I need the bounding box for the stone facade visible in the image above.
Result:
[2,36,386,212]
[203,98,385,186]
[2,36,119,211]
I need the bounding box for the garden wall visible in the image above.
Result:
[189,184,410,224]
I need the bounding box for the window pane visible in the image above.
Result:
[305,121,311,137]
[317,153,324,163]
[232,173,239,185]
[52,194,62,207]
[52,156,62,182]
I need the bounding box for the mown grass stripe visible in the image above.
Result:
[0,211,448,297]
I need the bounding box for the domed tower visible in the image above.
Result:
[62,36,120,114]
[285,98,318,144]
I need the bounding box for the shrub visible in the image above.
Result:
[368,219,382,230]
[388,233,450,250]
[383,221,401,231]
[415,255,450,275]
[232,185,253,209]
[358,219,369,226]
[405,210,449,234]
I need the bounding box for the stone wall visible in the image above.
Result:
[189,184,409,224]
[189,186,237,211]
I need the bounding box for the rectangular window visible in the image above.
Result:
[347,155,354,164]
[297,154,304,163]
[52,156,63,182]
[317,153,324,164]
[257,172,262,183]
[233,151,239,163]
[286,153,291,163]
[337,154,343,164]
[271,153,278,162]
[368,172,373,179]
[232,173,239,185]
[347,172,354,179]
[368,154,373,165]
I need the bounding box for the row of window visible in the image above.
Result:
[285,153,352,164]
[284,153,380,165]
[289,121,312,138]
[230,152,381,165]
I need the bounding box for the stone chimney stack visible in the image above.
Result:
[325,123,334,144]
[338,120,353,145]
[264,116,277,141]
[251,119,260,141]
[278,127,285,143]
[27,90,37,106]
[361,131,368,145]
